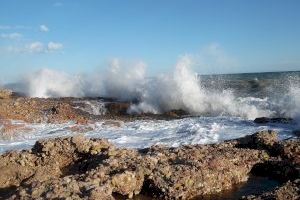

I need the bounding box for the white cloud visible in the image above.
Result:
[0,32,22,39]
[7,41,64,53]
[39,25,49,32]
[47,42,63,51]
[27,42,45,53]
[0,25,31,30]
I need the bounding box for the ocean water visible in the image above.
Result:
[1,66,300,153]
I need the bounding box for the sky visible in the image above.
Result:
[0,0,300,82]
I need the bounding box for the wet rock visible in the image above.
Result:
[254,117,293,124]
[241,179,300,200]
[293,129,300,137]
[105,102,130,115]
[251,160,299,182]
[163,109,189,118]
[236,130,278,151]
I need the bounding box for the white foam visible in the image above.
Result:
[0,117,296,153]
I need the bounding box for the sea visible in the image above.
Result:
[0,69,299,153]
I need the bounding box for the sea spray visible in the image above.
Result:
[129,55,206,114]
[24,68,84,98]
[286,76,300,125]
[6,58,300,120]
[102,58,146,100]
[129,56,273,119]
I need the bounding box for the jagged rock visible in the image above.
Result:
[144,145,263,199]
[0,136,264,199]
[236,130,278,151]
[0,132,299,200]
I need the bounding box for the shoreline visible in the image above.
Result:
[0,90,299,199]
[0,130,299,199]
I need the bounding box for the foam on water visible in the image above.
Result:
[0,117,297,153]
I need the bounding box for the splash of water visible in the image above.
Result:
[102,58,146,100]
[22,68,84,98]
[285,76,300,123]
[7,58,300,121]
[129,56,274,119]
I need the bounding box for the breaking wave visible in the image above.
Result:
[6,57,300,120]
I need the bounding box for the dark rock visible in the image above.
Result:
[163,109,189,118]
[241,179,300,200]
[105,102,130,115]
[251,161,299,182]
[50,106,58,114]
[236,130,278,151]
[254,117,293,124]
[293,129,300,137]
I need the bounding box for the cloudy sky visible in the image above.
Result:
[0,0,300,82]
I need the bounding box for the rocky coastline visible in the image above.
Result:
[0,89,299,199]
[0,130,298,199]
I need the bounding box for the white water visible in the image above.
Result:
[0,117,297,153]
[2,58,299,153]
[7,57,300,121]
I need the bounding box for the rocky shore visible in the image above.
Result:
[0,130,299,200]
[0,89,299,199]
[0,89,188,125]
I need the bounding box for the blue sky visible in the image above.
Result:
[0,0,300,82]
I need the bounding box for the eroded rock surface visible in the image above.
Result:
[0,130,298,200]
[0,97,188,124]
